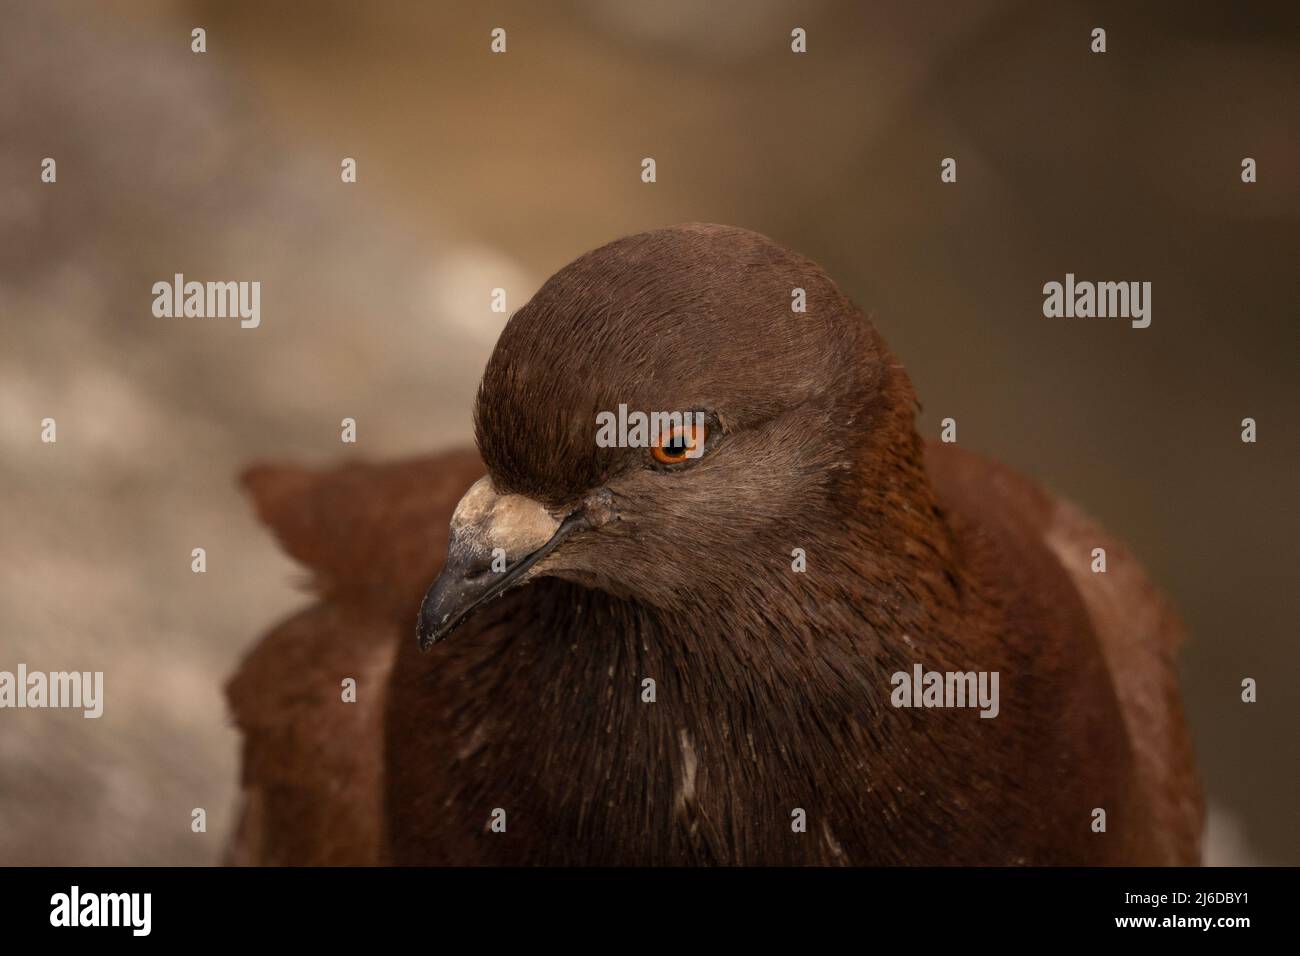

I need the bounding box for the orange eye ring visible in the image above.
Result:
[651,420,708,465]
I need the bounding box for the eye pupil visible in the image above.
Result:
[651,421,707,465]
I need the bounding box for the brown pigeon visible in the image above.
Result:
[227,224,1202,866]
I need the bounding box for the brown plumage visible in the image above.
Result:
[227,224,1202,865]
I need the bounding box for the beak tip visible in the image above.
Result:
[416,616,447,652]
[415,614,440,653]
[414,490,583,655]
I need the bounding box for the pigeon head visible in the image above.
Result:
[417,223,922,649]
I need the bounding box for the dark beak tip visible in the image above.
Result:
[417,623,453,652]
[415,601,445,652]
[415,607,450,652]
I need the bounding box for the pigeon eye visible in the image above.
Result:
[651,420,708,465]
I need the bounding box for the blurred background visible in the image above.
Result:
[1,0,1296,865]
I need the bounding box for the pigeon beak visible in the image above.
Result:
[416,477,585,651]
